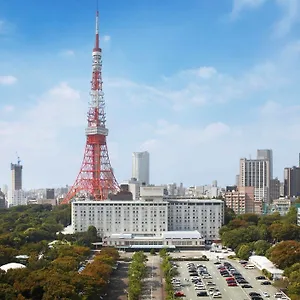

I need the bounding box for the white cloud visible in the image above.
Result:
[0,76,17,85]
[101,40,300,185]
[103,35,111,42]
[133,98,300,185]
[2,37,300,188]
[106,47,290,111]
[231,0,300,36]
[2,105,15,113]
[274,0,300,37]
[231,0,267,18]
[60,50,75,57]
[0,82,86,187]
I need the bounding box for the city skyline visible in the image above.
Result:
[1,0,300,188]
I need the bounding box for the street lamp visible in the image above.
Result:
[168,266,176,276]
[167,266,177,300]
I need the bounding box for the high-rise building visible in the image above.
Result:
[0,189,6,209]
[270,178,280,201]
[132,151,150,185]
[239,149,273,203]
[2,184,8,197]
[8,158,26,207]
[46,188,55,199]
[257,149,273,178]
[11,162,23,190]
[284,166,300,197]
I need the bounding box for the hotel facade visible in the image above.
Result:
[71,195,224,245]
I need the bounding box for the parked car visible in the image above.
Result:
[174,291,185,297]
[261,281,271,285]
[256,276,266,280]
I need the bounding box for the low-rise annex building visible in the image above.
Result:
[249,255,284,280]
[104,230,205,250]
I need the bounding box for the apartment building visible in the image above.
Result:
[224,186,263,215]
[225,186,254,214]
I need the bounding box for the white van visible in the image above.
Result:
[245,264,255,269]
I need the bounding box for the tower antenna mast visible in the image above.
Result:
[62,5,119,204]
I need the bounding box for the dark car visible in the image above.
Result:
[261,281,271,285]
[249,292,261,297]
[241,284,252,288]
[256,276,266,280]
[237,279,248,284]
[197,291,208,297]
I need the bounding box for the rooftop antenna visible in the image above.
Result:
[16,152,21,165]
[95,0,99,49]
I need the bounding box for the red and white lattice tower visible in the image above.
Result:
[62,10,119,204]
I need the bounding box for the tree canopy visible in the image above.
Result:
[219,207,300,299]
[0,204,119,299]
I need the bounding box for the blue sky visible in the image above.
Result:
[1,0,300,189]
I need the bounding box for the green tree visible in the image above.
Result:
[0,245,18,265]
[269,223,300,242]
[51,256,79,272]
[258,212,281,226]
[227,219,248,230]
[87,225,98,242]
[254,240,271,256]
[0,283,17,299]
[284,263,300,277]
[221,226,260,250]
[283,206,297,224]
[237,244,253,260]
[268,240,300,269]
[239,213,259,225]
[224,206,236,225]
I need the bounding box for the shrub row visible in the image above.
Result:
[128,251,147,300]
[160,249,178,300]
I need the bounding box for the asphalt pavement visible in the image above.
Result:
[172,250,282,300]
[140,254,164,300]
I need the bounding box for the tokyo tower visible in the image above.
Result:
[62,9,119,204]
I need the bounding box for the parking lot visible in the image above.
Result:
[172,253,282,300]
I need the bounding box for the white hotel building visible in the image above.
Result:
[71,187,224,246]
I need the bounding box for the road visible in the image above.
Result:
[105,261,129,300]
[140,254,164,300]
